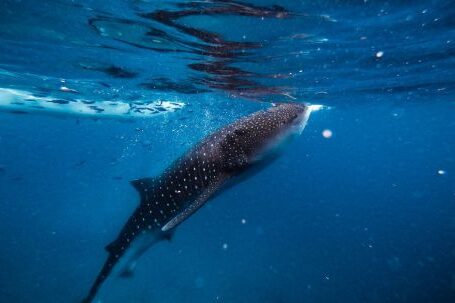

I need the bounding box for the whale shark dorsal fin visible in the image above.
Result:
[105,240,117,253]
[130,177,156,201]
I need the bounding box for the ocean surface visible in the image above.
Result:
[0,0,454,302]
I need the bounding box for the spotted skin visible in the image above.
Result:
[82,103,311,303]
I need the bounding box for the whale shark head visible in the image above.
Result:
[220,102,313,171]
[269,102,311,134]
[253,102,311,154]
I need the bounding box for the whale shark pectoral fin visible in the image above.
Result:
[115,229,173,279]
[116,232,161,279]
[119,261,136,279]
[161,229,175,241]
[130,177,156,201]
[119,270,134,278]
[161,178,226,232]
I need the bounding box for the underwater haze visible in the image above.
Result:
[0,0,454,302]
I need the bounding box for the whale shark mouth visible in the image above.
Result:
[0,88,185,118]
[308,104,325,112]
[292,104,324,134]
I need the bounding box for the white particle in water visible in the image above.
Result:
[241,218,246,224]
[222,243,228,250]
[322,129,333,138]
[376,51,384,58]
[437,170,446,175]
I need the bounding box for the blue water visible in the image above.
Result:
[0,0,454,302]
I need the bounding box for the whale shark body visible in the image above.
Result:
[82,103,314,302]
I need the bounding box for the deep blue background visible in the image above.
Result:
[0,0,454,302]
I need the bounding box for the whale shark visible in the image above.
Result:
[82,102,315,302]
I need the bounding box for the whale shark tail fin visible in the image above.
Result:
[81,253,118,303]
